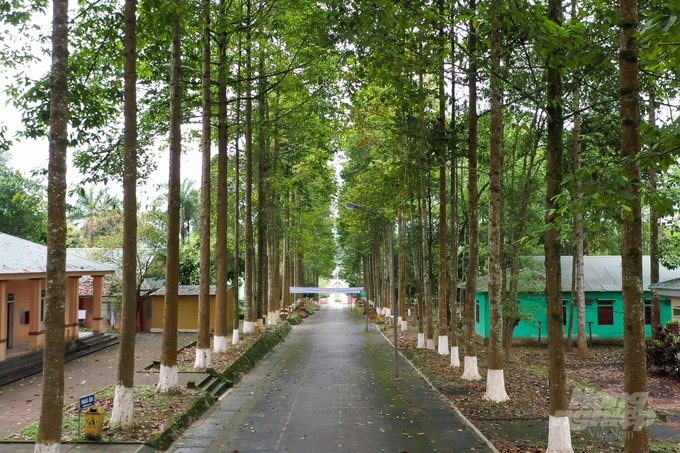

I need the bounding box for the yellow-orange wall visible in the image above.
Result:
[6,280,39,345]
[151,288,235,331]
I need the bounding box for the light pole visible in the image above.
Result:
[345,201,398,378]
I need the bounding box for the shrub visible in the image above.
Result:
[647,323,680,381]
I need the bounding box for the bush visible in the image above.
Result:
[647,322,680,380]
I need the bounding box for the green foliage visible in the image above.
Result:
[0,152,46,242]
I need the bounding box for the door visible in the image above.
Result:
[7,301,14,349]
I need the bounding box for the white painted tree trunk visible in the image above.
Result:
[34,443,60,453]
[398,316,403,326]
[461,356,482,380]
[214,335,229,353]
[483,369,509,402]
[194,348,212,369]
[110,385,135,428]
[232,328,240,345]
[426,338,435,349]
[546,415,574,453]
[401,320,408,331]
[417,332,426,348]
[158,364,179,392]
[438,335,449,355]
[243,320,256,334]
[407,308,411,316]
[450,346,460,367]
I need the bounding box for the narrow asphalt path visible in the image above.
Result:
[171,306,494,453]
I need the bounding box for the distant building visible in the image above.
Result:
[462,256,677,344]
[0,233,116,359]
[648,278,680,325]
[148,285,236,332]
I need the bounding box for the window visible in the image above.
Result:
[644,299,651,326]
[147,299,153,319]
[41,289,45,322]
[475,300,480,323]
[597,300,614,326]
[7,292,14,302]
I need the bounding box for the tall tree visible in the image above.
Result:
[545,0,572,449]
[232,40,242,345]
[573,84,588,359]
[110,0,138,427]
[34,0,69,449]
[449,27,460,369]
[620,0,649,448]
[214,0,230,354]
[195,0,212,369]
[243,0,256,334]
[257,55,268,326]
[436,0,449,356]
[158,1,183,392]
[462,0,481,381]
[649,91,661,338]
[398,211,407,331]
[483,0,508,403]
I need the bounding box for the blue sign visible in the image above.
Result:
[79,394,95,409]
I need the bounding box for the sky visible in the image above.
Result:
[1,76,205,206]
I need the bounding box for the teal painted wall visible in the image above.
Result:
[478,291,673,339]
[475,293,489,337]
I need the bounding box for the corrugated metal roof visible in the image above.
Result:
[466,256,680,293]
[153,285,222,296]
[0,233,117,275]
[649,277,680,290]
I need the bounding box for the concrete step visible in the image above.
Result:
[0,333,120,387]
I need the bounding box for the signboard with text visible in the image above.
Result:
[79,393,95,409]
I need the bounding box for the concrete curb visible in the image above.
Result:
[377,328,501,453]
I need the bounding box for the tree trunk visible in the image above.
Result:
[214,0,230,354]
[244,0,256,335]
[484,0,507,402]
[620,0,649,449]
[573,82,588,358]
[195,0,212,369]
[158,6,182,393]
[35,1,68,449]
[437,0,448,356]
[449,26,460,367]
[545,0,572,449]
[462,0,481,381]
[257,55,268,324]
[566,254,576,351]
[111,0,138,427]
[233,40,242,341]
[398,211,407,331]
[649,90,661,338]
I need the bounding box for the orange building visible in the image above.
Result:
[0,233,116,359]
[149,285,236,331]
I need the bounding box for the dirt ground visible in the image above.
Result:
[390,324,680,453]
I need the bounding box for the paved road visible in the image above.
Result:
[171,306,494,453]
[0,332,197,439]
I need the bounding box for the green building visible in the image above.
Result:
[465,256,678,344]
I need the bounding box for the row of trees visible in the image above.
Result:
[336,0,680,452]
[2,0,341,450]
